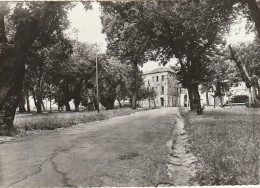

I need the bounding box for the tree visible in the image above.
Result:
[0,3,38,134]
[101,0,233,114]
[243,0,260,38]
[0,1,73,134]
[101,2,152,109]
[229,40,260,106]
[94,55,131,110]
[68,41,96,111]
[199,45,239,107]
[137,85,156,108]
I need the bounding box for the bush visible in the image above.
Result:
[232,95,249,103]
[13,108,148,134]
[245,101,260,108]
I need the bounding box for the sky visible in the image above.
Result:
[65,2,107,52]
[65,1,256,73]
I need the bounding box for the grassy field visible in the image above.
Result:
[180,107,259,185]
[14,108,147,134]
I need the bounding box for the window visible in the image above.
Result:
[152,76,154,82]
[156,76,159,82]
[162,75,165,81]
[162,86,164,94]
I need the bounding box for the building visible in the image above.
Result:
[199,82,251,106]
[140,67,188,108]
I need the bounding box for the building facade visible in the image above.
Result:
[140,67,188,108]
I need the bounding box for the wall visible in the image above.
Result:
[141,71,185,108]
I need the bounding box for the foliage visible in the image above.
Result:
[13,108,146,134]
[200,45,241,98]
[101,2,152,109]
[100,0,235,113]
[137,86,156,101]
[229,40,260,86]
[245,101,260,108]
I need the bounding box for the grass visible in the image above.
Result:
[13,107,147,134]
[180,106,260,185]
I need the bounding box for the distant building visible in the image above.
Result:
[200,82,250,106]
[140,67,188,108]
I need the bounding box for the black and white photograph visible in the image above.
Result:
[0,0,259,187]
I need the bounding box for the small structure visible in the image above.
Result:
[140,67,188,108]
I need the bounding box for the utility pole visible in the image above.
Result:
[96,44,99,113]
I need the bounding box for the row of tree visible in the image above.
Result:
[100,0,260,113]
[1,0,260,134]
[0,1,154,135]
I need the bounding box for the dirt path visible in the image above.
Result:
[158,108,199,186]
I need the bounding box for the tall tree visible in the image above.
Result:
[101,2,151,109]
[101,0,233,114]
[0,4,38,134]
[0,1,73,134]
[229,41,260,105]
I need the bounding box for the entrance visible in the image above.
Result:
[160,97,164,106]
[184,95,187,107]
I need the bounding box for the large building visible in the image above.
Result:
[140,67,188,108]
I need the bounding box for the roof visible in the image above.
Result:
[143,67,174,75]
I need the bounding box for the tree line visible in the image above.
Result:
[100,0,260,113]
[0,1,154,135]
[0,0,260,134]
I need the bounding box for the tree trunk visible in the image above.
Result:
[74,100,80,112]
[41,101,45,111]
[229,45,260,106]
[131,92,137,109]
[247,0,260,38]
[118,96,122,108]
[206,90,209,106]
[131,62,138,109]
[32,90,42,114]
[100,95,116,110]
[153,98,156,108]
[250,85,260,104]
[0,55,25,134]
[0,6,7,43]
[19,96,26,113]
[229,45,252,88]
[220,96,224,107]
[49,99,52,112]
[34,99,42,113]
[58,101,63,112]
[0,16,38,134]
[73,79,83,112]
[25,91,30,113]
[65,102,71,111]
[187,83,202,114]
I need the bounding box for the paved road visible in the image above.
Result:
[0,108,178,187]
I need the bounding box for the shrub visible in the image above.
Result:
[245,101,260,108]
[232,95,249,103]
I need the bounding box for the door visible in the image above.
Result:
[160,97,164,106]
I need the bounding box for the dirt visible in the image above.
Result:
[158,108,199,186]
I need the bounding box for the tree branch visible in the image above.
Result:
[228,45,252,88]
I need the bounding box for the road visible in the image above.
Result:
[0,108,178,187]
